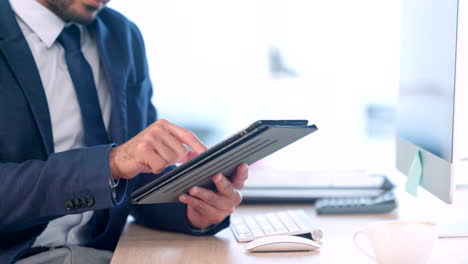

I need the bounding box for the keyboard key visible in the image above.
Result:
[255,215,275,235]
[238,232,253,240]
[266,213,288,233]
[244,216,264,237]
[288,211,310,230]
[277,212,300,232]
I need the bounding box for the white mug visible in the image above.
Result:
[353,220,438,264]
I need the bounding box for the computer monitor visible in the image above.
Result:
[396,0,468,204]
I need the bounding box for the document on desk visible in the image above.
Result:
[130,120,318,204]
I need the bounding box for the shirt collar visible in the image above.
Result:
[9,0,70,48]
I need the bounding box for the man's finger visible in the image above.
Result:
[179,194,226,224]
[156,133,189,162]
[159,120,207,154]
[178,151,200,164]
[213,173,236,197]
[213,174,242,206]
[142,148,167,174]
[152,140,178,165]
[188,186,233,211]
[231,163,248,189]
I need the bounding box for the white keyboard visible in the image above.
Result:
[230,209,323,242]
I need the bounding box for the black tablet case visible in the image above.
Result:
[131,120,318,204]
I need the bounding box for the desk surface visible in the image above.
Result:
[111,169,468,264]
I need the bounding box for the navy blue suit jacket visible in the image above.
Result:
[0,1,228,263]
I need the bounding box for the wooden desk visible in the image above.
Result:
[111,170,468,264]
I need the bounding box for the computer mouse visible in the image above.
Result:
[245,235,321,252]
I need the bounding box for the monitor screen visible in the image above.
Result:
[397,0,458,162]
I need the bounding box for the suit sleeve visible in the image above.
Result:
[127,23,228,236]
[0,144,123,233]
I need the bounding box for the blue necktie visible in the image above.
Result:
[57,25,109,147]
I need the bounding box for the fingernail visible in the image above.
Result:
[180,194,188,202]
[215,174,223,182]
[190,187,198,195]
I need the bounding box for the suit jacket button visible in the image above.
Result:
[73,199,81,209]
[79,198,88,208]
[65,200,74,210]
[85,196,95,207]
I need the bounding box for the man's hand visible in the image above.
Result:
[110,119,207,180]
[178,163,248,229]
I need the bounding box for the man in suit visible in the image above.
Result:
[0,0,248,263]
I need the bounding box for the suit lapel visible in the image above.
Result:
[86,17,128,240]
[0,0,54,155]
[91,17,128,145]
[0,1,128,155]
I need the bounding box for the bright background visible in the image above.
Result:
[108,0,400,175]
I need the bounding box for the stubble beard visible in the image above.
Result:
[45,0,99,25]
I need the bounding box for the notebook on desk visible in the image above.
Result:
[130,120,318,204]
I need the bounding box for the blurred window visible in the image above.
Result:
[109,0,400,174]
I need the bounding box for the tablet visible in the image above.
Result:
[130,120,317,204]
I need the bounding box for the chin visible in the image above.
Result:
[72,15,96,24]
[71,9,99,24]
[64,1,101,24]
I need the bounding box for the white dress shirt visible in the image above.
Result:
[9,0,112,247]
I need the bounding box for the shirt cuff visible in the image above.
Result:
[109,174,120,200]
[107,143,127,205]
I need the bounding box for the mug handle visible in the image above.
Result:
[353,229,376,261]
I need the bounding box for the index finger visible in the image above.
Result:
[159,120,207,154]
